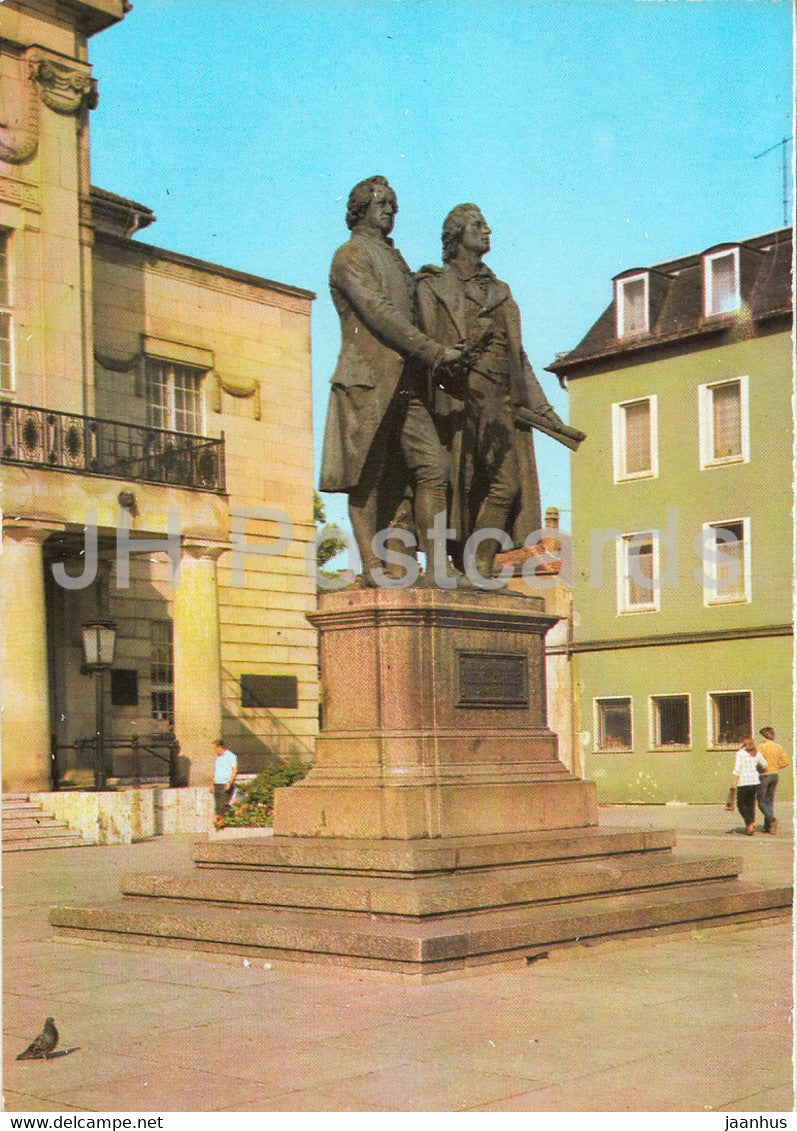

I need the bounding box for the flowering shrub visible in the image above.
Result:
[215,758,309,829]
[215,801,273,829]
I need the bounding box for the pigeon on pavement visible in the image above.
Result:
[17,1018,59,1061]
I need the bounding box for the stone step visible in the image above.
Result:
[6,834,89,852]
[121,851,743,918]
[193,826,678,877]
[2,795,89,852]
[50,878,793,975]
[2,815,71,830]
[2,801,43,815]
[3,822,77,841]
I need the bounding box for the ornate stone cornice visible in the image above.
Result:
[33,58,98,116]
[0,49,98,166]
[180,539,228,563]
[211,373,261,419]
[0,56,39,165]
[309,590,554,635]
[94,348,142,374]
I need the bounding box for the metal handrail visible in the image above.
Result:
[1,400,226,493]
[51,732,181,790]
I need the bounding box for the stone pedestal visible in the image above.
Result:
[274,588,597,839]
[52,587,789,976]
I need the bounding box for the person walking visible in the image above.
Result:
[213,739,238,818]
[756,726,789,834]
[728,737,768,836]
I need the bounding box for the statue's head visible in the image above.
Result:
[346,176,397,231]
[442,203,484,262]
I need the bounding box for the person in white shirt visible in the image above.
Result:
[213,739,238,817]
[729,736,768,836]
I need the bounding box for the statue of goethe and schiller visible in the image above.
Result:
[319,174,584,591]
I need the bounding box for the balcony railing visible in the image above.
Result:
[1,401,225,493]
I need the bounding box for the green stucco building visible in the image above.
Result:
[549,228,792,803]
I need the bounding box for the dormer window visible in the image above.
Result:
[615,273,649,337]
[704,248,740,316]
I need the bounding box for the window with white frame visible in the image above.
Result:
[704,248,740,316]
[617,531,660,612]
[698,377,749,468]
[150,621,174,723]
[0,230,13,390]
[708,691,752,748]
[702,518,750,605]
[616,273,649,337]
[650,694,691,749]
[146,359,204,435]
[595,697,633,752]
[612,395,658,480]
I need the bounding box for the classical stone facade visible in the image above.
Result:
[1,1,317,792]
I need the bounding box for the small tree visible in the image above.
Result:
[314,491,347,576]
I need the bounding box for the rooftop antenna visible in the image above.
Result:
[753,136,793,226]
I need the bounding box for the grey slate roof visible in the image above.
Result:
[548,227,792,379]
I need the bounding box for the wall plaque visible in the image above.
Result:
[241,674,298,709]
[456,650,529,708]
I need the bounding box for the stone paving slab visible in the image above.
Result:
[2,807,793,1113]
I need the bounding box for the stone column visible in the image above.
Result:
[1,524,52,791]
[172,540,224,786]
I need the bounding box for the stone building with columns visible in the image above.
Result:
[1,0,317,797]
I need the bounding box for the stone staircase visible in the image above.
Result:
[2,794,90,852]
[50,825,792,975]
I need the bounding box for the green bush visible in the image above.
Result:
[215,758,310,829]
[240,759,309,807]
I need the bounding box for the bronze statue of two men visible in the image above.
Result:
[319,175,585,589]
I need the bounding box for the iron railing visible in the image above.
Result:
[1,400,225,493]
[51,732,181,790]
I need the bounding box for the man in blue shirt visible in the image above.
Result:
[213,739,238,817]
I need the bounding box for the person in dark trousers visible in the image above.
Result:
[729,737,768,836]
[213,739,238,818]
[756,726,790,834]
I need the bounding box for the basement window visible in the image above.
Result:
[650,695,690,750]
[595,697,633,752]
[708,691,752,748]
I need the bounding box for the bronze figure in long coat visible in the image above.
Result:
[416,204,584,576]
[319,176,461,584]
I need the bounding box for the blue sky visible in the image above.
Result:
[88,0,793,531]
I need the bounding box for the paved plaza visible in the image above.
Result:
[2,804,793,1113]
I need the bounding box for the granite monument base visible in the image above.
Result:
[274,588,597,839]
[50,589,791,975]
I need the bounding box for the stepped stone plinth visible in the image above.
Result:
[274,588,597,839]
[49,588,792,975]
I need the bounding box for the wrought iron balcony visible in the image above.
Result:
[1,401,225,493]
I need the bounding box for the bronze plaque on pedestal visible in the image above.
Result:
[456,650,529,708]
